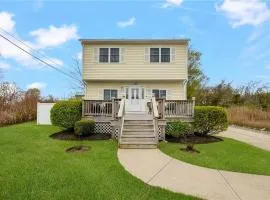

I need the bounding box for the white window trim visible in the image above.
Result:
[98,47,121,64]
[152,89,167,99]
[149,47,172,64]
[103,89,118,100]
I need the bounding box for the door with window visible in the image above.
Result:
[126,86,145,112]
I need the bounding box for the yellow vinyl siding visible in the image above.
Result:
[83,44,187,80]
[84,81,186,100]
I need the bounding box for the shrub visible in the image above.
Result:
[74,119,95,137]
[50,100,82,129]
[193,106,228,135]
[166,121,193,138]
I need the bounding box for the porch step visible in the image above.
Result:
[123,128,154,132]
[119,143,157,149]
[119,115,157,149]
[122,133,155,138]
[123,124,153,129]
[121,138,156,143]
[124,120,153,125]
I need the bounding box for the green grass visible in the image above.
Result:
[0,122,198,200]
[160,137,270,175]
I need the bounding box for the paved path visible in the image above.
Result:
[118,149,270,200]
[217,126,270,151]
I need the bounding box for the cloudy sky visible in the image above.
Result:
[0,0,270,97]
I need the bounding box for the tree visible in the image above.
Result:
[68,58,86,92]
[187,46,208,99]
[25,88,40,99]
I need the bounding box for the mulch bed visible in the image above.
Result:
[166,135,223,144]
[50,130,111,141]
[66,146,90,153]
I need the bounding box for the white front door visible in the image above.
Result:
[126,86,145,112]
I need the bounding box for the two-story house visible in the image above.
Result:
[80,39,195,148]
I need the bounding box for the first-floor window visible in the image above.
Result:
[152,89,166,98]
[104,89,118,100]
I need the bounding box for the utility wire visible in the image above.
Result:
[0,27,64,69]
[0,32,83,88]
[0,28,83,85]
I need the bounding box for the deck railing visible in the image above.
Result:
[83,98,121,117]
[83,97,195,119]
[156,97,195,119]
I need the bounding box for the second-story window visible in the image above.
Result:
[150,48,171,63]
[99,48,109,63]
[110,48,119,63]
[161,48,170,63]
[150,48,160,63]
[99,48,120,63]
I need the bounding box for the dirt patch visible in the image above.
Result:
[166,135,223,144]
[180,144,200,153]
[50,130,111,141]
[66,146,90,153]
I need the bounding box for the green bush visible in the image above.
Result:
[166,121,193,138]
[50,100,82,129]
[193,106,228,135]
[74,119,95,137]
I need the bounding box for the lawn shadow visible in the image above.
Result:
[166,135,223,144]
[50,130,111,141]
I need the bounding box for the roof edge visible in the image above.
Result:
[79,38,190,45]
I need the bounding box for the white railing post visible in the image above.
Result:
[151,96,159,142]
[192,97,196,117]
[151,96,159,118]
[117,98,125,118]
[117,97,125,143]
[111,97,115,120]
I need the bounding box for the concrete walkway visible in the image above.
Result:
[118,149,270,200]
[217,126,270,151]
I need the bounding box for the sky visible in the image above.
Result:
[0,0,270,98]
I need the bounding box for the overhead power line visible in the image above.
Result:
[0,27,64,69]
[0,31,84,88]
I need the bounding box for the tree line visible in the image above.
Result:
[187,47,270,110]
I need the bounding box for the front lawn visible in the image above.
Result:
[160,137,270,175]
[0,122,198,200]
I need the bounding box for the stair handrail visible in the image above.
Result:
[151,96,159,143]
[118,97,125,143]
[118,97,125,118]
[151,96,159,118]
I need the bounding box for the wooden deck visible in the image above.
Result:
[83,98,195,122]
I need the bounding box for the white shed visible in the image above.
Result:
[37,103,55,125]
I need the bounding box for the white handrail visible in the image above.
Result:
[118,98,125,118]
[151,97,159,118]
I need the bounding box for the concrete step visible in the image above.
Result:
[123,124,153,129]
[119,143,157,149]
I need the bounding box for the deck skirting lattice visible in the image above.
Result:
[95,122,112,135]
